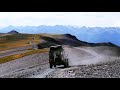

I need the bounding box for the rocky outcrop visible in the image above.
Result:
[8,30,19,34]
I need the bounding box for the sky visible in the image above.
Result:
[0,12,120,27]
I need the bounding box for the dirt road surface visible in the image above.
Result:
[63,46,120,66]
[45,46,120,78]
[0,52,49,78]
[1,46,120,78]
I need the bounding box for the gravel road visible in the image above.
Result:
[45,60,120,78]
[63,46,120,65]
[1,46,120,78]
[45,46,120,78]
[0,52,49,78]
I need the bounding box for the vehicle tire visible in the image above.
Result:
[66,59,69,67]
[54,62,56,67]
[64,59,68,68]
[50,62,53,68]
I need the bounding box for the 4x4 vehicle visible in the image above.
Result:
[49,45,69,68]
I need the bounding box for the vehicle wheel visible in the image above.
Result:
[64,63,67,68]
[50,62,53,68]
[54,62,56,67]
[64,59,68,68]
[66,59,69,67]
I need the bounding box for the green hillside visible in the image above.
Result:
[0,34,41,51]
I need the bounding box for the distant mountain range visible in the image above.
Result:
[1,25,120,46]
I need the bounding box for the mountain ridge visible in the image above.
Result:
[37,33,119,49]
[1,25,120,46]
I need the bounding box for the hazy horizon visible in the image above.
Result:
[0,12,120,27]
[1,25,120,28]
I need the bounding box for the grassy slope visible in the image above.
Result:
[0,34,41,51]
[0,33,64,51]
[0,33,53,64]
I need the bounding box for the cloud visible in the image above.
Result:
[0,12,120,27]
